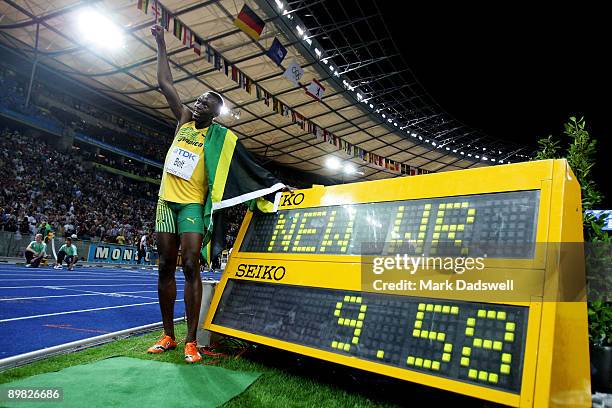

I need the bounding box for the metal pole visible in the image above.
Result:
[25,23,40,108]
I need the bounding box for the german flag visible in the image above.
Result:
[234,5,265,41]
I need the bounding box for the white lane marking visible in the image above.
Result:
[0,278,157,282]
[0,273,153,279]
[0,290,179,301]
[0,283,185,289]
[0,302,160,323]
[58,288,158,300]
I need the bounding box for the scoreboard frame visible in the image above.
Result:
[204,159,591,407]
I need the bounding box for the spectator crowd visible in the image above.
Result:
[0,128,156,246]
[1,62,328,257]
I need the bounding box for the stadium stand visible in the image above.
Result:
[0,127,156,245]
[1,60,335,261]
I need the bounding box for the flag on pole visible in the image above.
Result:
[152,0,159,21]
[173,19,182,40]
[266,38,287,66]
[234,5,265,41]
[137,0,150,14]
[264,91,270,106]
[305,78,325,101]
[193,38,202,55]
[283,59,304,86]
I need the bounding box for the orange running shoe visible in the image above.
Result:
[184,341,202,363]
[147,334,177,354]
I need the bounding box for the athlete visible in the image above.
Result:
[24,233,46,268]
[147,24,221,363]
[54,236,78,271]
[137,232,147,264]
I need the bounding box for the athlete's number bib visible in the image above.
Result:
[165,147,201,181]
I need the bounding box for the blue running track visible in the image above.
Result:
[0,264,220,360]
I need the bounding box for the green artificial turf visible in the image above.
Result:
[0,323,488,407]
[0,323,398,408]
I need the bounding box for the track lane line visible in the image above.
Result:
[0,302,161,323]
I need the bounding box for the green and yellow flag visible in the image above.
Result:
[201,123,284,264]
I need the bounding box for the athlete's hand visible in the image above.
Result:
[151,25,165,43]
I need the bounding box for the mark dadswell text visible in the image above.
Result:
[372,279,515,292]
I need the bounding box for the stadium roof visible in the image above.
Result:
[0,0,530,181]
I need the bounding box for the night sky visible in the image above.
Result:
[378,4,610,206]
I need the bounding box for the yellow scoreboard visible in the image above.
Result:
[204,159,591,407]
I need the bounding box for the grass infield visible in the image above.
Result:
[0,323,483,407]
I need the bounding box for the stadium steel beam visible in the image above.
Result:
[329,0,436,133]
[291,3,485,168]
[24,23,39,108]
[337,55,399,76]
[0,35,174,131]
[5,0,474,175]
[2,1,161,91]
[123,20,354,172]
[236,95,464,170]
[253,0,460,169]
[355,70,409,86]
[28,0,221,58]
[114,16,456,174]
[320,38,391,62]
[216,1,453,173]
[126,28,443,176]
[103,37,313,96]
[313,0,520,162]
[0,0,99,29]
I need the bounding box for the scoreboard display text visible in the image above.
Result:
[214,281,528,391]
[242,190,540,258]
[205,160,591,407]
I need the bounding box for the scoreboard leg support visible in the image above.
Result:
[197,282,220,348]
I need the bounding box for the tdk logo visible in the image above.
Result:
[174,148,197,161]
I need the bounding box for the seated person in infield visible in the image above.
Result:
[24,233,46,268]
[54,236,78,271]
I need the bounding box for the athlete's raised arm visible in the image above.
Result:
[151,25,191,124]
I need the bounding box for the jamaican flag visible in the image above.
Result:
[201,123,285,264]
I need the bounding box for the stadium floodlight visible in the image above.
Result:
[77,9,124,49]
[326,157,341,170]
[343,163,356,174]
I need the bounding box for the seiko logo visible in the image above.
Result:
[236,264,286,281]
[280,192,305,207]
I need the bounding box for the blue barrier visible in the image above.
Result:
[87,243,158,265]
